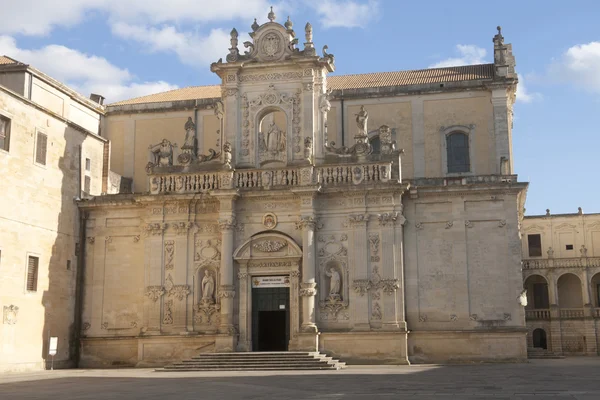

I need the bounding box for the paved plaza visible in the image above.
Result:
[1,358,600,399]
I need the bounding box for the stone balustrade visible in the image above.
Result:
[525,309,551,320]
[410,174,518,187]
[148,162,397,194]
[559,308,585,319]
[523,257,600,270]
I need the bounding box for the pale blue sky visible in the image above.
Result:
[1,0,598,215]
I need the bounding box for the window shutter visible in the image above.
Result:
[27,256,39,291]
[36,132,48,165]
[0,115,10,151]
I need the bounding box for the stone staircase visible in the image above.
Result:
[527,347,564,359]
[156,352,346,371]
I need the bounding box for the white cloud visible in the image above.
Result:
[550,41,600,93]
[429,45,488,68]
[312,0,379,29]
[515,74,542,103]
[0,0,275,36]
[110,23,235,66]
[0,36,177,103]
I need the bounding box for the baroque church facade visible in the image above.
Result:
[0,10,532,370]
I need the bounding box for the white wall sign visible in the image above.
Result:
[251,276,290,288]
[49,337,58,356]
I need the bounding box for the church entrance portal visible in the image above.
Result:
[252,279,290,351]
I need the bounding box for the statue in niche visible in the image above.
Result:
[325,267,341,300]
[264,122,285,153]
[149,139,176,167]
[355,105,369,136]
[201,270,215,304]
[183,117,196,149]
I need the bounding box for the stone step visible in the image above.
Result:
[527,348,564,359]
[156,351,346,372]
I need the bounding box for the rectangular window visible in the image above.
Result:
[85,158,91,171]
[35,132,48,165]
[527,234,542,257]
[566,244,574,250]
[26,256,39,292]
[0,114,11,152]
[84,176,91,193]
[66,260,71,270]
[446,132,470,173]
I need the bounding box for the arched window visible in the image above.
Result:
[446,132,470,173]
[370,136,381,153]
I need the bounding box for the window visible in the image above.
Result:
[85,158,91,171]
[35,132,48,165]
[527,234,542,257]
[66,260,71,271]
[84,176,91,193]
[597,284,600,307]
[566,244,574,250]
[370,136,381,153]
[0,114,10,152]
[26,256,39,292]
[446,132,470,173]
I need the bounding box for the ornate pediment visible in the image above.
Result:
[233,232,302,261]
[211,7,334,70]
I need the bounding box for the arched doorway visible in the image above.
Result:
[233,231,302,352]
[557,273,583,308]
[532,328,547,349]
[523,274,549,309]
[591,272,600,307]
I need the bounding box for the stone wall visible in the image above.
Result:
[0,86,105,372]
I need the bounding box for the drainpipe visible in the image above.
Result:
[73,209,87,367]
[340,92,345,146]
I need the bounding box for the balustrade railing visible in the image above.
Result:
[522,257,600,270]
[148,162,397,194]
[559,308,585,319]
[525,309,551,320]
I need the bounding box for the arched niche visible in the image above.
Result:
[523,274,549,309]
[256,107,288,166]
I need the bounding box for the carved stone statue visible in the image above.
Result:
[201,270,215,304]
[325,267,341,300]
[149,139,176,167]
[264,122,285,153]
[355,105,369,135]
[518,289,527,307]
[222,141,232,169]
[183,117,196,148]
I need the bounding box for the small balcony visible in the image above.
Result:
[525,309,551,320]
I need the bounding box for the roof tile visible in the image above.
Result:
[108,64,494,107]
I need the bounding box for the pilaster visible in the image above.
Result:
[491,88,513,174]
[350,214,370,331]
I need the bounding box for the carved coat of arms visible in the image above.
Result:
[262,33,280,58]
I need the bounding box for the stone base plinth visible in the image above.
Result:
[320,331,409,364]
[80,336,218,368]
[289,332,319,352]
[407,329,527,364]
[215,334,237,353]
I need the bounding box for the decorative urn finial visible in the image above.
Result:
[268,6,276,22]
[251,18,259,31]
[285,16,293,30]
[305,22,313,43]
[493,25,504,45]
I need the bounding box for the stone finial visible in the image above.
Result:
[268,6,276,22]
[285,16,293,30]
[578,207,583,215]
[230,28,238,42]
[251,18,259,31]
[545,209,551,216]
[305,22,313,43]
[493,25,504,45]
[226,28,240,62]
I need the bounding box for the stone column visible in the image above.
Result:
[292,189,320,351]
[212,190,239,351]
[237,266,251,351]
[350,214,370,331]
[297,216,318,332]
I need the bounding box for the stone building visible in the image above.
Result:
[77,13,528,367]
[1,12,532,370]
[0,56,109,372]
[522,208,600,355]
